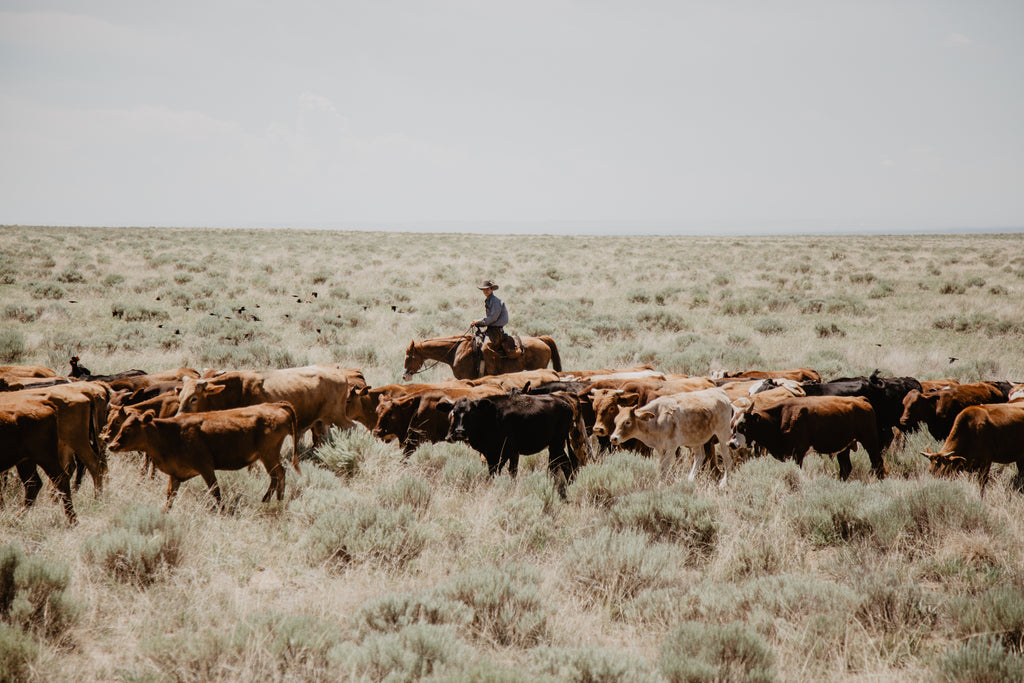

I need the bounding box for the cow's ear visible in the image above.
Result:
[522,381,531,393]
[141,411,156,423]
[621,392,641,407]
[435,400,455,415]
[636,410,655,421]
[205,383,226,395]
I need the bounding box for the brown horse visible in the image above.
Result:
[402,334,562,381]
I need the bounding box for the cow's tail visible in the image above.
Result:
[285,403,301,476]
[541,336,562,372]
[567,397,593,472]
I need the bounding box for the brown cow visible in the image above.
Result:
[715,367,821,383]
[107,402,299,509]
[0,381,110,492]
[374,384,503,456]
[1,398,76,523]
[465,369,561,391]
[728,395,883,480]
[923,403,1024,494]
[899,382,1008,441]
[176,364,357,447]
[0,365,57,378]
[920,379,959,393]
[346,381,464,431]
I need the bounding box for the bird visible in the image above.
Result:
[948,357,958,364]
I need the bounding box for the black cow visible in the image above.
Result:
[801,370,921,451]
[441,391,591,494]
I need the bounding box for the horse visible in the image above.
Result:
[402,333,562,381]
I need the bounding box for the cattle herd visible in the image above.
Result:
[2,350,1023,524]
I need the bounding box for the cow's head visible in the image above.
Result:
[899,390,936,430]
[373,395,417,443]
[346,385,380,430]
[175,377,226,414]
[444,396,495,443]
[609,404,654,446]
[727,399,757,451]
[590,389,640,438]
[401,341,422,382]
[922,449,967,477]
[107,410,156,453]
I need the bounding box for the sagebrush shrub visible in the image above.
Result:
[607,487,719,557]
[950,585,1024,651]
[568,452,660,507]
[353,591,471,637]
[659,620,776,683]
[0,328,25,363]
[6,551,78,640]
[534,645,658,682]
[332,623,470,681]
[377,475,432,513]
[0,622,39,683]
[564,528,674,611]
[442,564,549,647]
[937,635,1024,682]
[83,505,183,586]
[304,502,427,570]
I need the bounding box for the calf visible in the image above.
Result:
[107,402,299,509]
[443,392,591,491]
[609,387,734,483]
[729,395,883,480]
[375,384,503,456]
[899,382,1008,441]
[923,403,1024,494]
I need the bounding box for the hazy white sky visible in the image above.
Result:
[1,1,1022,233]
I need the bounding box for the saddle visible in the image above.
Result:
[472,330,523,360]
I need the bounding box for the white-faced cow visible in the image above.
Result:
[609,387,734,484]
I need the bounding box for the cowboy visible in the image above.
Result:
[472,279,516,358]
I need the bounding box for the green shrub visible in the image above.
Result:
[786,478,871,546]
[377,475,432,513]
[441,453,489,490]
[0,622,39,683]
[314,430,367,477]
[937,635,1024,682]
[951,586,1024,651]
[564,528,673,610]
[940,281,966,295]
[815,322,846,338]
[0,329,25,363]
[607,487,718,558]
[2,304,39,323]
[659,621,776,683]
[753,318,784,336]
[29,282,65,300]
[853,569,938,658]
[6,552,78,639]
[534,645,658,682]
[568,452,660,507]
[103,273,126,287]
[304,503,427,570]
[57,266,86,283]
[353,591,471,637]
[865,480,995,549]
[442,564,549,647]
[332,623,470,681]
[83,504,184,586]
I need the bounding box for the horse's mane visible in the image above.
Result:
[417,335,472,345]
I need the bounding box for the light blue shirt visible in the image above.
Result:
[477,293,508,328]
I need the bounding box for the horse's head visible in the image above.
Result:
[402,340,422,381]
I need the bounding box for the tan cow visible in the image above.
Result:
[609,387,734,484]
[107,402,299,509]
[0,365,57,378]
[176,364,358,447]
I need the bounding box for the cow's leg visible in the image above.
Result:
[658,449,675,478]
[978,462,993,497]
[836,448,853,480]
[199,469,223,509]
[262,458,286,502]
[45,466,76,524]
[16,462,43,508]
[716,440,733,488]
[165,476,183,510]
[508,453,520,478]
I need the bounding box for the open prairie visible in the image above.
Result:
[2,225,1024,681]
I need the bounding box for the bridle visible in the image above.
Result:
[404,327,477,378]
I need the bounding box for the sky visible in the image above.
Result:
[1,1,1022,234]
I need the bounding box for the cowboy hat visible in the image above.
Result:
[478,279,499,291]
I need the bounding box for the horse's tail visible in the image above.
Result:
[540,336,562,372]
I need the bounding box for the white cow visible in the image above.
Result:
[609,387,734,485]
